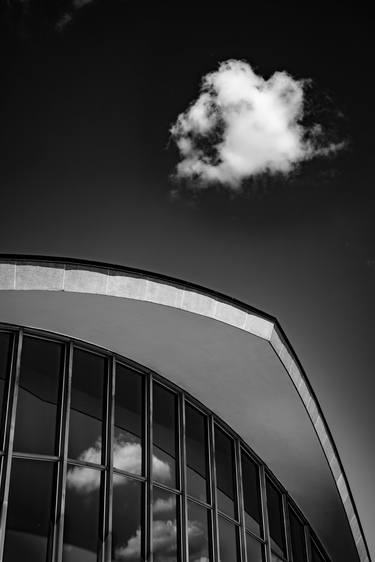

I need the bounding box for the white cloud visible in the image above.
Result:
[153,495,176,514]
[170,59,344,189]
[115,529,142,560]
[115,518,208,561]
[67,435,171,492]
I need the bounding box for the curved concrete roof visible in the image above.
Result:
[0,256,370,562]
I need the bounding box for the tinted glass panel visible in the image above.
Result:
[187,501,211,562]
[114,364,143,475]
[69,349,106,464]
[4,459,54,562]
[215,426,236,518]
[113,475,143,562]
[241,452,262,535]
[0,332,12,442]
[63,465,101,561]
[14,337,62,455]
[153,384,177,488]
[218,516,239,562]
[289,509,307,562]
[311,542,325,562]
[153,488,179,562]
[186,404,209,502]
[266,479,286,557]
[246,533,265,562]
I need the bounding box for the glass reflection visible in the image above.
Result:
[187,501,211,562]
[245,533,264,562]
[0,332,11,443]
[68,349,106,464]
[63,465,101,562]
[4,458,54,562]
[113,475,143,562]
[218,516,239,562]
[153,384,177,488]
[114,364,143,475]
[289,509,307,562]
[215,426,236,518]
[186,404,209,503]
[241,452,262,536]
[14,337,62,455]
[153,487,179,562]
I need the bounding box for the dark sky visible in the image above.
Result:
[1,0,374,556]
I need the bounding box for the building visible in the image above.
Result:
[0,256,370,562]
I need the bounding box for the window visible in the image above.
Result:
[64,465,102,562]
[14,336,63,455]
[0,332,12,442]
[289,508,307,562]
[185,403,209,503]
[113,475,143,562]
[241,451,262,536]
[266,478,286,558]
[246,533,265,562]
[218,516,239,562]
[187,501,212,561]
[68,349,106,464]
[4,459,55,562]
[215,426,237,518]
[153,383,178,488]
[153,487,179,562]
[114,364,144,475]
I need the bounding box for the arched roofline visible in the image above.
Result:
[0,254,370,562]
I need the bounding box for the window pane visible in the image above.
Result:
[215,426,236,518]
[113,475,143,562]
[4,458,54,562]
[241,452,262,536]
[289,509,307,562]
[218,516,239,562]
[0,332,12,443]
[153,384,177,488]
[311,541,325,562]
[187,501,211,562]
[114,364,143,475]
[68,349,106,464]
[266,479,286,557]
[186,404,209,503]
[14,337,63,455]
[246,533,265,562]
[153,488,179,562]
[63,464,101,561]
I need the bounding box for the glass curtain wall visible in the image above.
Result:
[0,327,330,562]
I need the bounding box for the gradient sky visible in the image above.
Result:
[1,1,374,556]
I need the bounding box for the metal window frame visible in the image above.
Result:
[0,325,332,562]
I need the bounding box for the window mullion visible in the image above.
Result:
[0,328,23,561]
[53,340,73,562]
[100,356,115,562]
[283,495,292,561]
[236,441,247,562]
[209,419,220,562]
[180,393,188,562]
[260,466,272,562]
[147,372,153,562]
